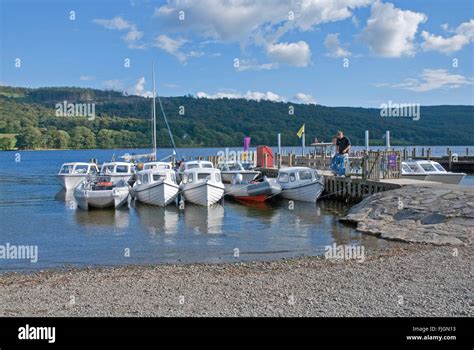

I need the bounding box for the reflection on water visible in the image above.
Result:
[184,204,225,235]
[134,202,179,235]
[74,209,130,229]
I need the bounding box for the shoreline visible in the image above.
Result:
[1,243,471,317]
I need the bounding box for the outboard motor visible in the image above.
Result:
[232,173,243,185]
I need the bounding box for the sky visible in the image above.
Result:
[0,0,473,107]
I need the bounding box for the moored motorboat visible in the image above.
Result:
[57,162,99,190]
[132,168,179,207]
[180,167,225,206]
[277,167,324,202]
[100,162,135,184]
[218,162,260,183]
[224,177,281,202]
[74,176,130,210]
[402,160,465,184]
[176,160,214,183]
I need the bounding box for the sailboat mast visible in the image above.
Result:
[152,63,157,160]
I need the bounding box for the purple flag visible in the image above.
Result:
[244,137,251,151]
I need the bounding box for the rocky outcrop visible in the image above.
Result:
[341,185,474,245]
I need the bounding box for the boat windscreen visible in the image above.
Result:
[60,165,74,174]
[433,163,446,172]
[299,171,312,180]
[116,165,130,173]
[420,163,436,172]
[73,165,89,174]
[198,173,211,180]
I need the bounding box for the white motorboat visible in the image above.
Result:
[218,162,260,183]
[132,168,179,207]
[143,161,173,170]
[74,176,130,210]
[180,166,225,206]
[177,160,214,183]
[277,167,325,202]
[57,162,99,190]
[100,162,135,184]
[402,160,465,184]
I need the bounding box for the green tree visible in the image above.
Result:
[97,129,116,148]
[46,130,70,149]
[70,126,96,149]
[16,126,43,149]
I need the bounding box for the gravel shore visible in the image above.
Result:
[0,243,471,317]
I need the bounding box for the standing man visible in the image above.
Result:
[336,130,351,155]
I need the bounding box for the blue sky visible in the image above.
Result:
[1,0,473,107]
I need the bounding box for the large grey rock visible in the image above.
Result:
[341,185,474,245]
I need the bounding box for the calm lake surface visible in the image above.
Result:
[0,146,471,271]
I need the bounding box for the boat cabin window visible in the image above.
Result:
[290,173,296,182]
[228,164,242,171]
[153,174,166,182]
[73,165,89,174]
[103,165,115,174]
[402,164,413,173]
[278,173,289,183]
[116,165,130,173]
[89,165,98,174]
[299,171,312,180]
[187,163,200,169]
[60,165,74,174]
[202,164,213,169]
[198,173,211,181]
[171,172,176,182]
[433,163,446,172]
[420,163,436,172]
[188,173,194,183]
[142,174,149,184]
[407,164,422,173]
[215,173,221,183]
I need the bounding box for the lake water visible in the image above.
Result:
[0,146,471,272]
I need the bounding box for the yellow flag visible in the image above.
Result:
[297,124,305,138]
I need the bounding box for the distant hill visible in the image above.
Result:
[0,86,472,150]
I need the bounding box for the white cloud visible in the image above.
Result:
[421,19,474,54]
[324,33,351,57]
[293,93,317,104]
[236,59,277,71]
[375,69,473,92]
[127,77,153,97]
[266,41,311,67]
[152,35,204,64]
[197,90,284,102]
[360,2,427,57]
[79,75,95,81]
[153,35,187,63]
[93,16,144,48]
[154,0,372,66]
[93,17,131,30]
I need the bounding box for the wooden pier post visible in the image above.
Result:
[412,148,416,159]
[427,148,431,160]
[448,149,452,171]
[421,148,425,157]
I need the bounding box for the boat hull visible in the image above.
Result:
[181,181,225,206]
[74,187,129,209]
[425,173,466,185]
[57,175,88,190]
[280,178,324,203]
[224,179,281,202]
[134,181,179,207]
